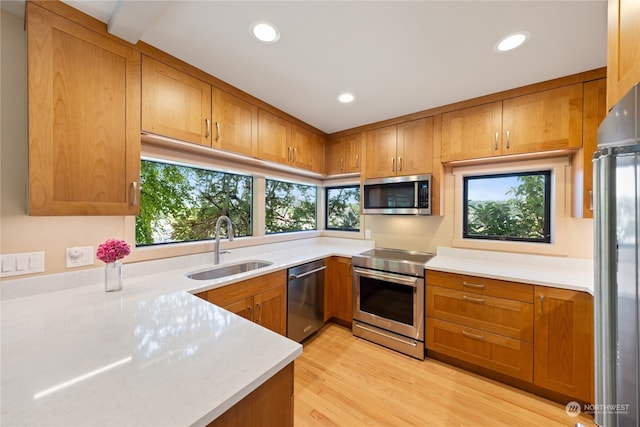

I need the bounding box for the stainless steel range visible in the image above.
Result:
[352,248,434,359]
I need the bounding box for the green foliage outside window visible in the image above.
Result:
[136,160,252,246]
[326,185,360,231]
[265,179,317,234]
[464,171,551,243]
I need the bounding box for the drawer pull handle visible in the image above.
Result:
[539,295,544,316]
[462,281,485,290]
[463,294,485,304]
[462,329,485,340]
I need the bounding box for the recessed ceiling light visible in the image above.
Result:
[338,93,355,103]
[494,32,530,52]
[250,21,280,43]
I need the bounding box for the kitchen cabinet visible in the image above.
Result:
[533,286,593,403]
[324,256,353,324]
[141,55,212,147]
[606,0,640,110]
[364,117,434,179]
[197,270,287,336]
[212,87,258,157]
[27,2,140,216]
[291,125,325,173]
[572,78,607,218]
[441,84,583,163]
[425,271,534,381]
[326,133,362,175]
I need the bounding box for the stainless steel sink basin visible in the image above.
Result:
[187,260,272,280]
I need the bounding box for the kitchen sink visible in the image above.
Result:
[187,260,273,280]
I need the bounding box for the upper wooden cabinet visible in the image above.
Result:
[257,109,325,173]
[533,287,593,403]
[364,117,434,179]
[141,55,212,147]
[441,84,583,163]
[607,0,640,110]
[212,88,258,157]
[326,133,362,175]
[27,3,141,215]
[573,78,607,219]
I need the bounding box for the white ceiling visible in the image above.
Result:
[5,1,608,134]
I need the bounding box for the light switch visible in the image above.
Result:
[0,252,45,278]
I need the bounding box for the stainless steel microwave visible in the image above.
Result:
[362,174,431,215]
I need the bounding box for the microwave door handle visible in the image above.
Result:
[414,182,419,208]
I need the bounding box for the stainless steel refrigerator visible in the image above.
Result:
[594,82,640,427]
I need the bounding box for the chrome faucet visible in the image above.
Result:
[214,215,234,264]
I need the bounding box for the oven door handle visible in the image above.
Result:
[353,267,419,287]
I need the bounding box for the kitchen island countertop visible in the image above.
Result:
[1,237,374,426]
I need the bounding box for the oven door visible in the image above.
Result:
[352,267,424,341]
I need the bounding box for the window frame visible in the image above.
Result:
[264,177,318,235]
[461,170,552,243]
[325,184,361,232]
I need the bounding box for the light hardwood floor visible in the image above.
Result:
[294,323,594,426]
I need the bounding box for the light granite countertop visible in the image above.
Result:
[0,237,374,427]
[426,246,594,295]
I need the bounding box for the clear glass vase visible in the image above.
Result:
[104,261,123,292]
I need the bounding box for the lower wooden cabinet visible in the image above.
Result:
[324,256,353,324]
[426,270,594,403]
[533,286,593,403]
[196,270,287,336]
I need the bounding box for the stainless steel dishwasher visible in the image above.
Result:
[287,259,326,342]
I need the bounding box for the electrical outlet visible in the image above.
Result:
[66,246,94,268]
[365,229,371,239]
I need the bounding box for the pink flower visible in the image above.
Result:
[96,239,131,264]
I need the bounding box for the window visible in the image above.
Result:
[265,179,317,234]
[136,160,252,246]
[326,185,360,231]
[463,170,551,243]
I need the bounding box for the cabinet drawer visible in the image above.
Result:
[427,286,533,342]
[426,318,533,382]
[426,270,534,303]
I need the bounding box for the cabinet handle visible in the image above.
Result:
[340,157,344,171]
[505,130,510,149]
[355,154,359,168]
[256,303,262,322]
[462,281,485,290]
[539,295,544,316]
[131,182,138,206]
[248,305,253,320]
[494,132,499,150]
[589,190,594,211]
[205,118,211,138]
[462,294,485,304]
[391,157,395,172]
[398,156,403,171]
[293,148,297,162]
[288,146,292,162]
[462,329,485,340]
[215,121,220,142]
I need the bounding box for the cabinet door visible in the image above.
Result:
[502,84,583,155]
[573,78,607,218]
[292,125,323,172]
[141,55,212,147]
[212,88,258,157]
[344,133,362,173]
[534,287,593,402]
[257,109,292,165]
[332,257,353,324]
[224,297,255,321]
[607,0,640,109]
[27,3,140,216]
[254,285,287,336]
[365,125,398,179]
[325,137,345,175]
[397,117,434,176]
[441,102,503,163]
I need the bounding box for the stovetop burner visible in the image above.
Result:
[352,248,434,277]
